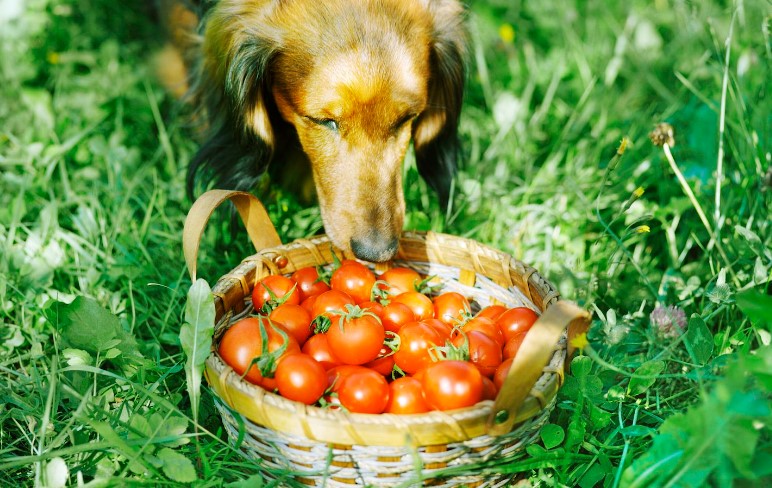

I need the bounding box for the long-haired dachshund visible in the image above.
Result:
[157,0,466,262]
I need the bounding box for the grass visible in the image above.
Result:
[1,0,770,486]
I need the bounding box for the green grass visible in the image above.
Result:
[1,0,770,486]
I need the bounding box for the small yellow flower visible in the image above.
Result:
[47,52,60,64]
[617,137,631,155]
[635,225,651,234]
[633,187,645,198]
[570,332,589,351]
[499,24,515,44]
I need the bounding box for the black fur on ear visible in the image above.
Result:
[413,0,467,209]
[186,5,282,199]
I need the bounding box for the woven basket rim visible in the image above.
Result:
[204,230,566,447]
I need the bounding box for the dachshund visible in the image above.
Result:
[157,0,466,262]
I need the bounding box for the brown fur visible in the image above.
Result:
[159,0,466,262]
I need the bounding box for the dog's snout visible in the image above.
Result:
[350,234,399,263]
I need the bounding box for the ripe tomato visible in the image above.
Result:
[300,294,318,314]
[393,291,434,321]
[493,357,514,390]
[503,332,528,359]
[291,266,330,301]
[330,261,376,304]
[218,317,300,388]
[385,377,430,414]
[381,302,416,333]
[364,345,395,376]
[420,360,483,411]
[326,312,385,365]
[252,275,300,311]
[452,330,502,378]
[378,267,421,295]
[476,304,507,322]
[393,321,442,374]
[337,368,390,414]
[496,307,539,342]
[423,318,453,341]
[326,364,369,391]
[481,376,498,401]
[311,289,355,326]
[433,292,470,325]
[275,353,326,405]
[301,333,341,370]
[269,304,312,345]
[459,316,504,347]
[359,300,385,319]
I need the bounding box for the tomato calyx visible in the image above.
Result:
[259,283,298,314]
[415,275,441,295]
[370,280,392,303]
[244,317,291,381]
[329,304,380,332]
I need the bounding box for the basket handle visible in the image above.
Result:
[487,300,590,436]
[183,190,282,282]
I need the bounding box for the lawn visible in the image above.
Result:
[1,0,770,486]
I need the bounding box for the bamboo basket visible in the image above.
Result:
[183,190,590,487]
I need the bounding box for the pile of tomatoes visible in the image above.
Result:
[218,259,539,414]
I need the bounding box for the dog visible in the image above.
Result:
[157,0,466,262]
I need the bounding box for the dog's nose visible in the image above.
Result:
[350,234,399,263]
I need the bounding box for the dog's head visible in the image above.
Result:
[190,0,465,262]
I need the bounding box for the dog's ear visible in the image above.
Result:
[186,4,281,198]
[412,0,466,209]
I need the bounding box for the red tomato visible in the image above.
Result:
[481,376,498,401]
[291,266,330,301]
[423,318,453,341]
[363,346,395,376]
[330,261,376,304]
[452,330,503,378]
[300,295,318,314]
[301,333,341,370]
[476,305,508,322]
[311,289,355,325]
[493,357,514,390]
[433,292,470,325]
[503,332,528,359]
[269,304,312,345]
[381,302,416,333]
[275,353,327,405]
[326,313,385,365]
[326,365,369,391]
[459,316,504,347]
[378,267,421,295]
[218,317,300,388]
[393,321,442,374]
[496,307,539,342]
[420,360,483,411]
[385,377,430,414]
[359,300,385,319]
[337,368,390,414]
[393,291,434,321]
[252,275,300,311]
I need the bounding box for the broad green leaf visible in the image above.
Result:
[179,279,215,425]
[684,314,713,364]
[735,289,772,327]
[627,360,665,396]
[226,474,266,488]
[571,355,592,378]
[157,447,197,483]
[578,462,606,488]
[540,423,565,449]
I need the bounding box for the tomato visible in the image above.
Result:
[378,267,421,295]
[393,291,434,321]
[452,330,502,378]
[496,307,539,342]
[218,317,300,388]
[252,275,300,311]
[359,300,385,319]
[301,333,341,370]
[420,360,483,411]
[311,289,355,326]
[481,376,498,401]
[269,304,312,345]
[300,294,318,314]
[275,353,327,405]
[330,261,376,304]
[326,364,369,391]
[493,357,514,390]
[458,316,504,347]
[326,312,385,365]
[503,332,528,359]
[423,318,453,341]
[385,377,430,414]
[381,302,415,333]
[476,304,507,322]
[433,292,470,325]
[393,321,442,374]
[364,345,395,376]
[337,368,390,414]
[291,266,330,301]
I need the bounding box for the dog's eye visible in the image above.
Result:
[310,117,339,132]
[391,113,418,134]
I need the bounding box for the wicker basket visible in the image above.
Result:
[183,190,590,487]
